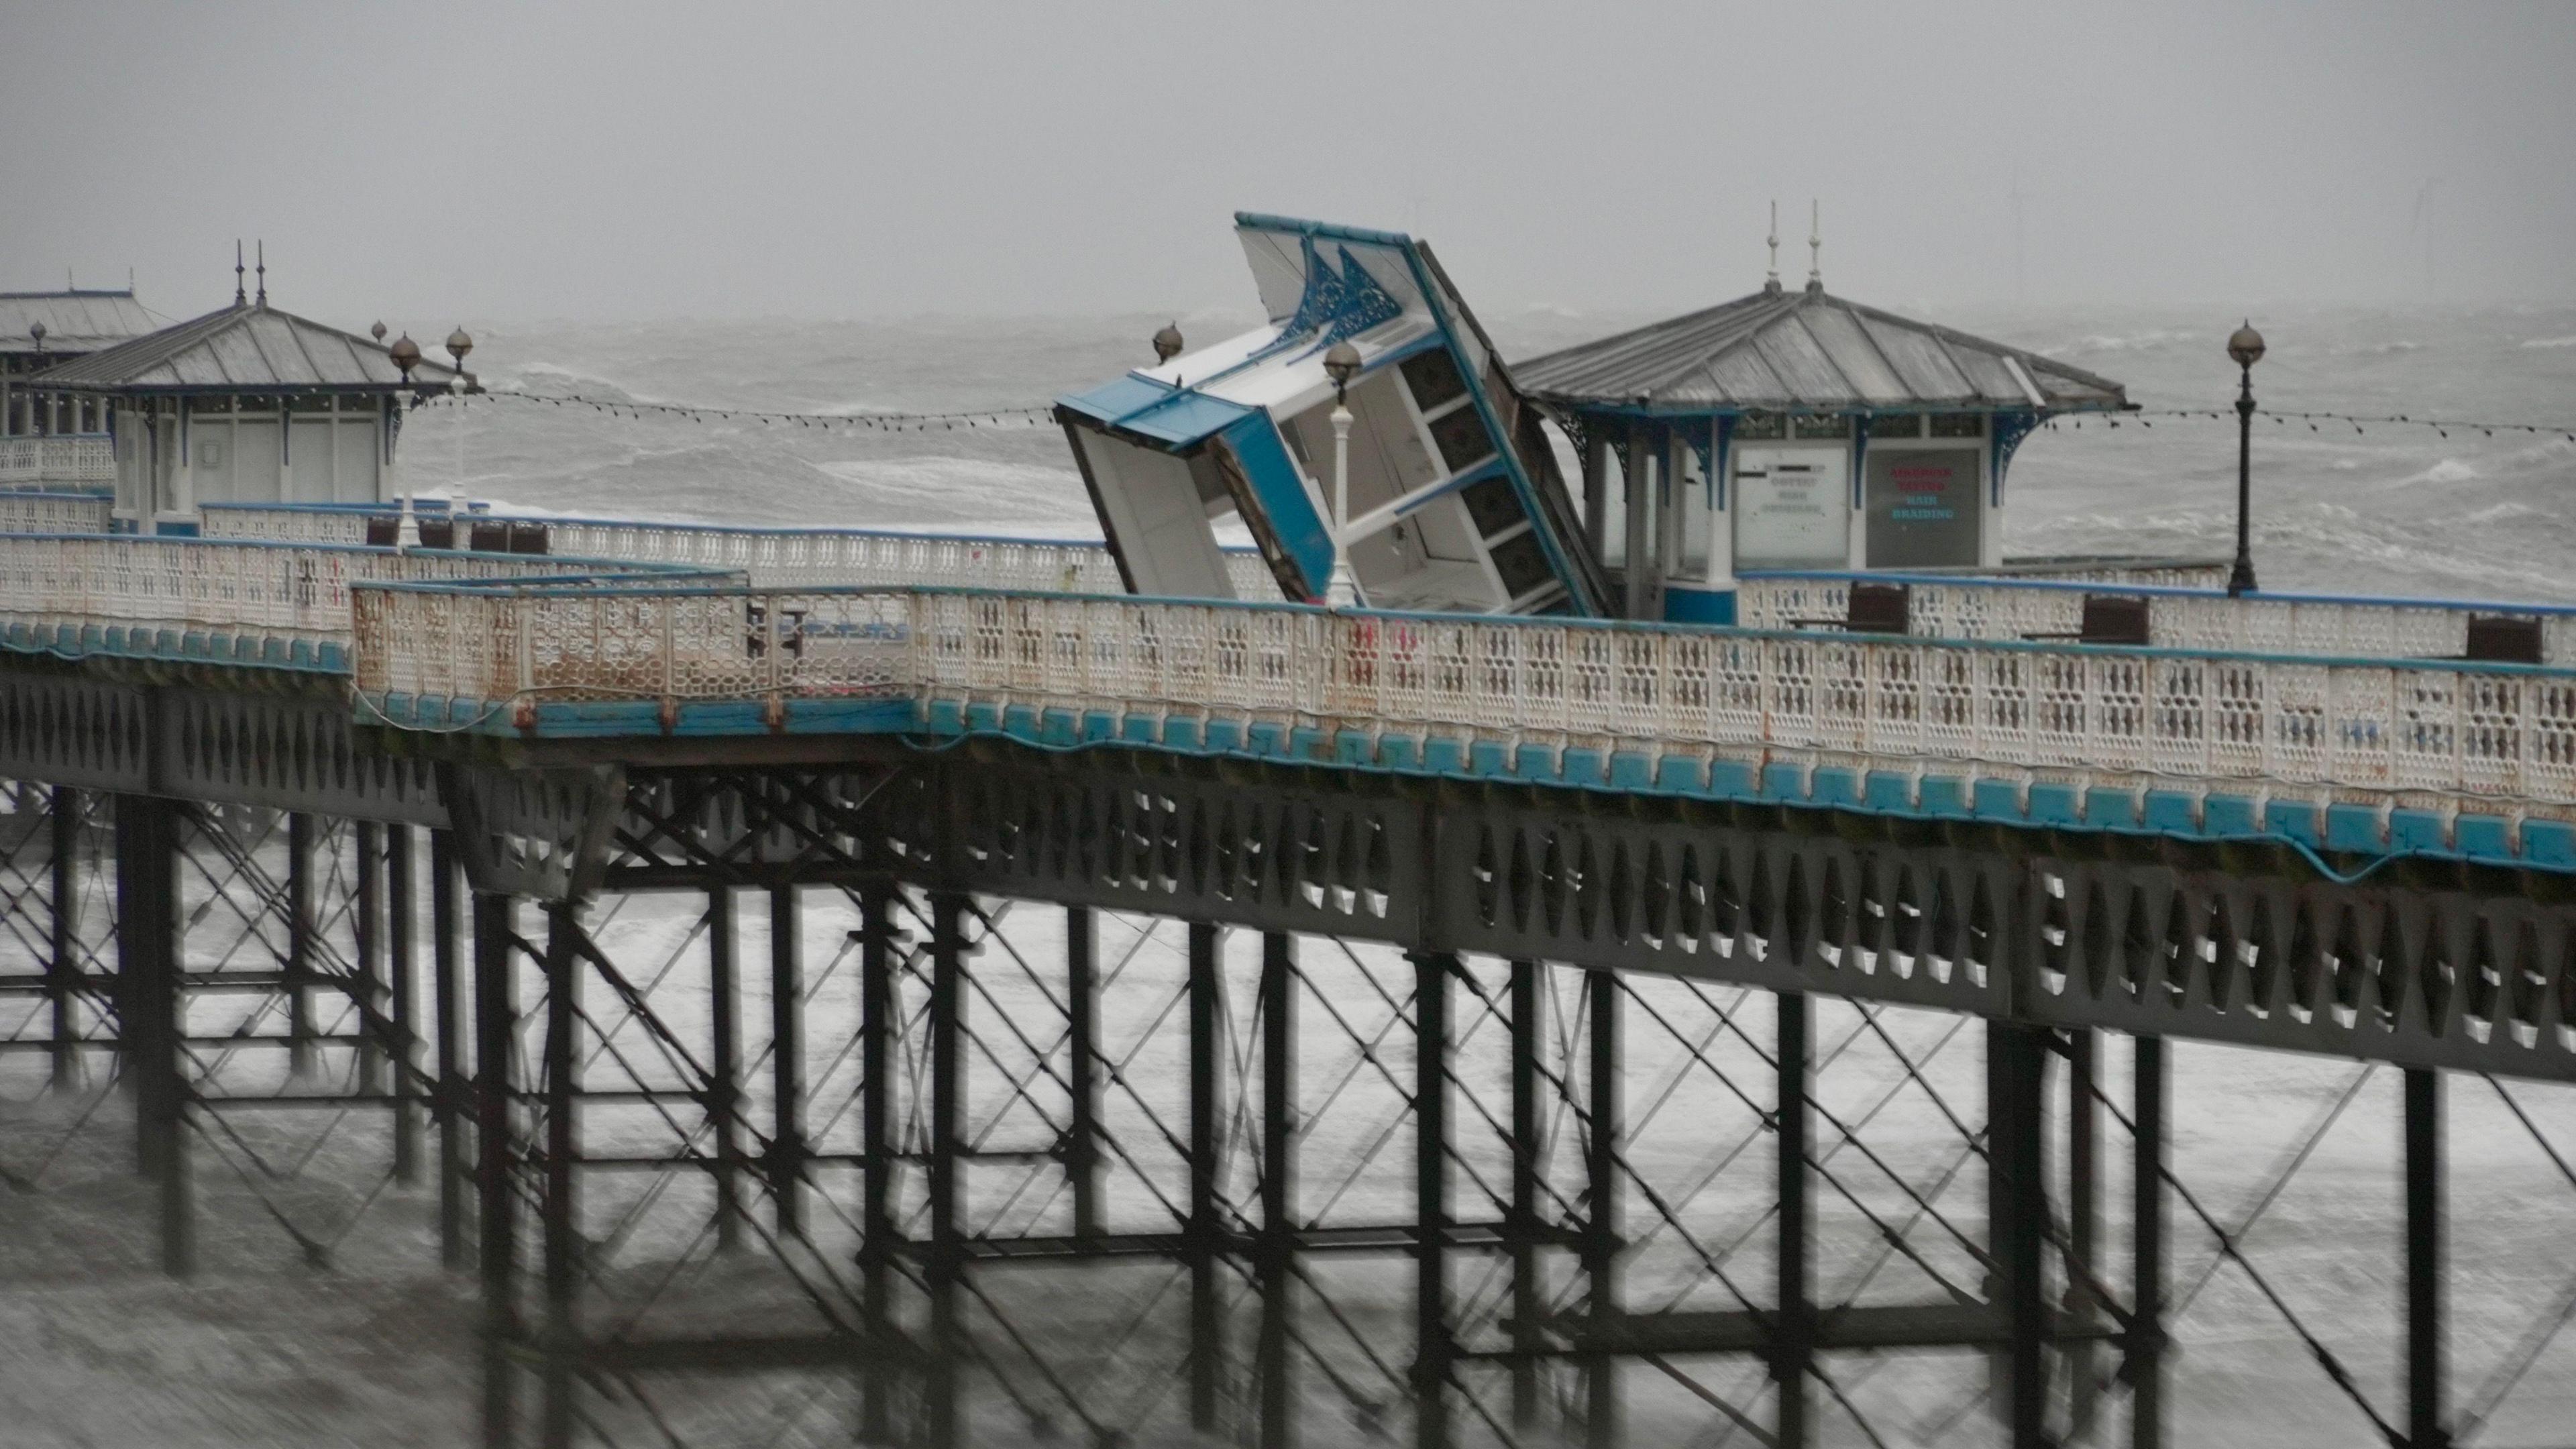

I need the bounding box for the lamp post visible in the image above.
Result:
[2226,320,2265,597]
[1322,341,1362,607]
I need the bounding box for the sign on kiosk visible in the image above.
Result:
[1733,447,1849,568]
[1864,449,1980,568]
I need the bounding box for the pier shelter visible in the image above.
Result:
[1,289,156,437]
[28,290,455,533]
[0,289,156,491]
[1058,214,1607,615]
[1513,276,2129,622]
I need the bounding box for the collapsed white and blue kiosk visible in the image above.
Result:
[1056,214,1607,616]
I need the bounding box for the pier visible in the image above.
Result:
[0,505,2569,1445]
[0,232,2569,1448]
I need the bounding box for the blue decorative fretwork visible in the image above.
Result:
[1265,239,1406,364]
[1991,411,2041,506]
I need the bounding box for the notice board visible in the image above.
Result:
[1864,448,1980,568]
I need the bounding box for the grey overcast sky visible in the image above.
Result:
[4,1,2572,323]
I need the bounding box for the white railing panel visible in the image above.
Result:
[203,505,1295,600]
[1739,572,2576,669]
[0,492,113,534]
[0,436,114,488]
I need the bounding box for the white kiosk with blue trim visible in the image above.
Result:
[1057,214,1607,616]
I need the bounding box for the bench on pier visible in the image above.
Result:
[2465,614,2544,665]
[362,515,551,553]
[2023,593,2152,647]
[1790,580,1910,636]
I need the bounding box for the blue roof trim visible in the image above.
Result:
[1232,213,1417,249]
[1058,374,1256,448]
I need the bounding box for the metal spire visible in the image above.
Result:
[255,241,266,308]
[234,241,246,306]
[1807,201,1822,292]
[1764,201,1781,294]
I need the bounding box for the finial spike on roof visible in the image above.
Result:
[1764,201,1780,294]
[1807,201,1822,292]
[255,241,266,308]
[233,241,246,307]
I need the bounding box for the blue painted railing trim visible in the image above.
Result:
[1739,568,2576,621]
[354,686,2573,875]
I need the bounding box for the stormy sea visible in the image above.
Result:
[3,302,2574,1448]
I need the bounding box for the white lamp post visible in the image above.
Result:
[1322,341,1362,607]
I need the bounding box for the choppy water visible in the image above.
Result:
[7,305,2576,1448]
[402,303,2576,600]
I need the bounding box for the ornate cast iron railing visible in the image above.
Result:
[0,435,113,488]
[0,534,712,661]
[201,502,1285,597]
[1741,570,2576,666]
[0,490,113,535]
[349,581,2576,813]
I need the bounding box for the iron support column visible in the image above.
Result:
[433,831,469,1272]
[1583,968,1619,1449]
[2405,1067,2448,1449]
[539,903,580,1449]
[2131,1035,2166,1449]
[1507,959,1542,1430]
[1991,1023,2052,1449]
[47,785,80,1089]
[706,887,742,1252]
[474,890,520,1449]
[286,812,317,1079]
[1413,951,1454,1449]
[1066,906,1104,1242]
[860,882,898,1445]
[1259,931,1297,1449]
[115,793,191,1276]
[2066,1029,2100,1440]
[769,883,804,1238]
[1189,920,1228,1434]
[388,825,421,1183]
[1776,991,1813,1448]
[927,891,966,1449]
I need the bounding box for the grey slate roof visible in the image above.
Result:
[1511,283,2127,414]
[0,290,158,356]
[30,301,459,393]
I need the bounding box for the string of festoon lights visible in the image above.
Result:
[2049,407,2576,441]
[419,386,2576,444]
[415,386,1057,431]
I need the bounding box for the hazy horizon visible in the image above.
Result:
[5,1,2574,328]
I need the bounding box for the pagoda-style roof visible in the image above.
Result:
[1513,282,2126,415]
[30,300,458,394]
[0,290,157,356]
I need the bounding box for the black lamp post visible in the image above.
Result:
[2226,320,2265,597]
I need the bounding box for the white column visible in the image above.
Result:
[167,405,195,530]
[1845,433,1870,571]
[1707,424,1735,593]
